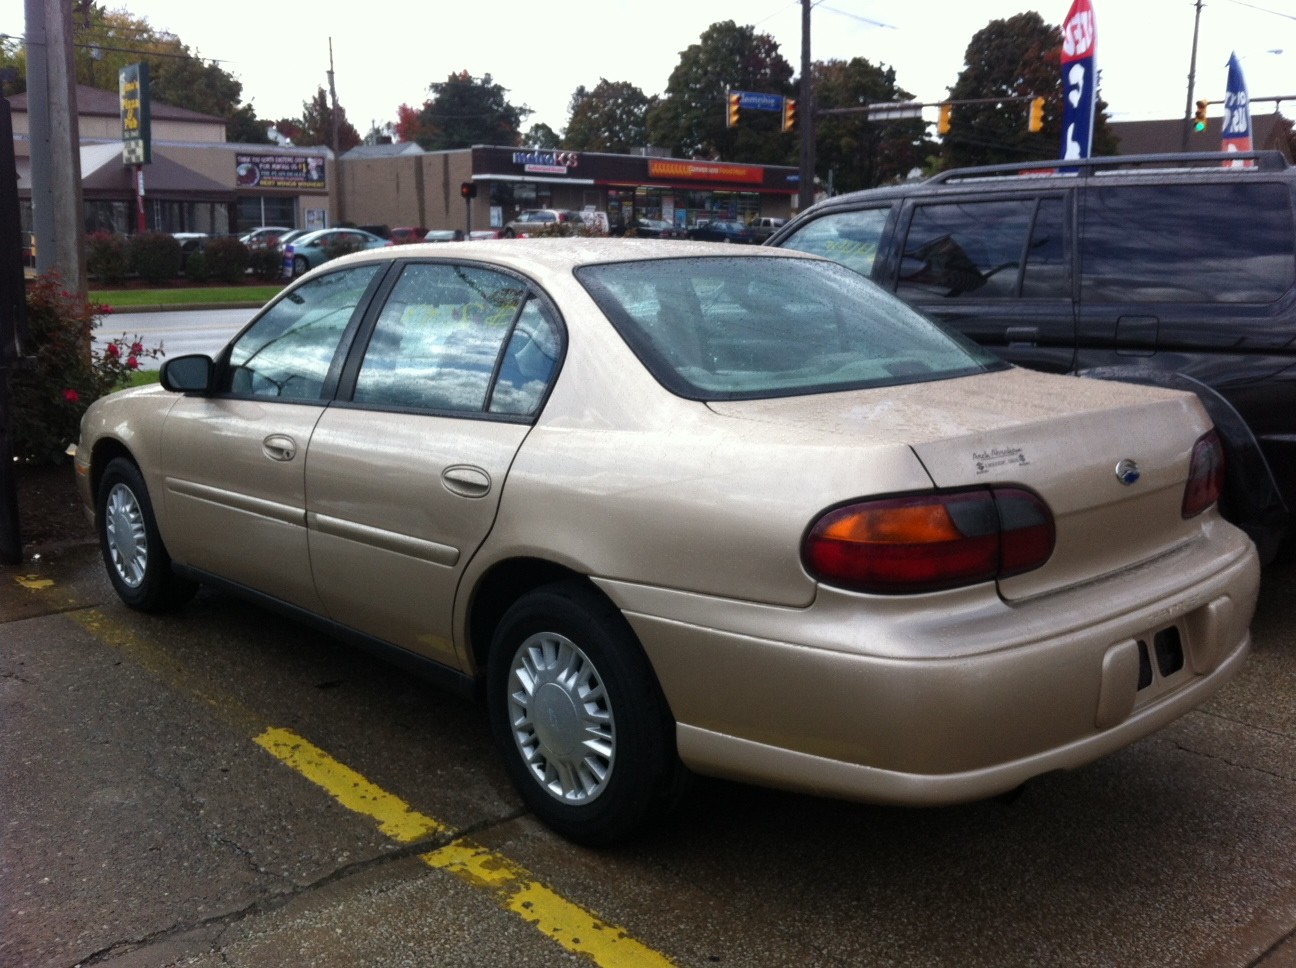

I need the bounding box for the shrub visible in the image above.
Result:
[183,249,210,283]
[10,272,164,463]
[248,244,283,281]
[86,231,129,285]
[203,236,250,284]
[127,232,182,283]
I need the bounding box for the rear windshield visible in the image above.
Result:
[576,256,1004,400]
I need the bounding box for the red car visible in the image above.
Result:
[389,227,429,245]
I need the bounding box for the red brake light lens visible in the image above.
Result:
[1182,429,1224,518]
[803,487,1055,594]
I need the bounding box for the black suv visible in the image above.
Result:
[769,150,1296,562]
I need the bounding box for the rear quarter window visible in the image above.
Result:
[1081,182,1296,303]
[777,207,891,278]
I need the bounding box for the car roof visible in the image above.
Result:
[329,237,819,275]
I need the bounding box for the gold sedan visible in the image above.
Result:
[75,240,1259,845]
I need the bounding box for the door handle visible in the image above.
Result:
[262,434,298,462]
[1005,326,1040,347]
[442,464,491,498]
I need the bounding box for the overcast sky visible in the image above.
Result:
[4,0,1294,137]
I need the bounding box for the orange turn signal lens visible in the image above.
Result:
[804,487,1054,594]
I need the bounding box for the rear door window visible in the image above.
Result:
[1080,183,1296,303]
[897,197,1067,300]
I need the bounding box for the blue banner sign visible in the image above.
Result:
[1060,0,1097,161]
[1222,52,1253,166]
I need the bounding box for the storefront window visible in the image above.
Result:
[237,196,297,231]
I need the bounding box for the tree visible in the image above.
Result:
[413,71,530,150]
[290,87,362,152]
[942,12,1117,169]
[63,4,269,143]
[523,123,561,149]
[646,21,795,164]
[563,80,655,152]
[226,104,271,144]
[813,58,933,194]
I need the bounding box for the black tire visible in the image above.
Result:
[292,255,310,277]
[97,457,197,612]
[503,228,516,239]
[487,581,687,846]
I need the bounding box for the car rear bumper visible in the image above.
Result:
[598,520,1259,806]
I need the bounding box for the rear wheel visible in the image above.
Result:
[487,582,687,846]
[97,457,197,612]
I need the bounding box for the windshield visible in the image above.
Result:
[575,256,1005,400]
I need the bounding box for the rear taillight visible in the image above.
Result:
[803,487,1055,594]
[1182,429,1224,518]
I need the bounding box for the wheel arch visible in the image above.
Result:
[464,557,614,677]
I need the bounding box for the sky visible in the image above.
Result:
[4,0,1294,138]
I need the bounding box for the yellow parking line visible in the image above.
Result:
[256,727,677,968]
[63,610,678,966]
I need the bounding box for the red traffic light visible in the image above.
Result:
[460,181,477,199]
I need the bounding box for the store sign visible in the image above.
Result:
[512,150,580,175]
[120,62,151,165]
[235,154,327,190]
[648,159,764,185]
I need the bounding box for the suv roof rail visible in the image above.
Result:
[927,150,1289,183]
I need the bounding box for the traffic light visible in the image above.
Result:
[937,103,951,136]
[1028,97,1044,133]
[782,97,797,133]
[1194,99,1209,131]
[460,181,477,199]
[727,91,742,128]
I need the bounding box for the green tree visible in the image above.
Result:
[414,71,530,150]
[64,4,269,142]
[646,21,795,164]
[523,123,561,149]
[813,58,933,193]
[290,87,362,152]
[942,12,1117,169]
[563,79,655,152]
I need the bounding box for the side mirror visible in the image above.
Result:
[160,354,214,393]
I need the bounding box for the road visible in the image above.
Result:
[94,307,257,368]
[3,542,1295,967]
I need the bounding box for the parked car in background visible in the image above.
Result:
[769,150,1296,563]
[389,227,429,245]
[272,229,311,249]
[687,219,753,244]
[170,232,208,268]
[239,226,291,248]
[627,217,686,239]
[748,216,786,242]
[503,209,588,238]
[281,227,390,277]
[468,229,503,241]
[422,230,464,242]
[75,239,1258,846]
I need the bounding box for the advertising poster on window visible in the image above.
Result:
[1060,0,1096,161]
[1222,52,1254,167]
[235,154,327,190]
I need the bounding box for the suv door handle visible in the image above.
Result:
[1005,326,1040,346]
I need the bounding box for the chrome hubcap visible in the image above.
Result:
[105,483,148,588]
[507,632,614,804]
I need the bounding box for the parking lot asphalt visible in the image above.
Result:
[3,534,1295,968]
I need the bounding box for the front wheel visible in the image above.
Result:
[97,457,197,612]
[292,255,310,277]
[487,582,687,846]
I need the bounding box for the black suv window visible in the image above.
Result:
[897,197,1067,300]
[778,207,890,277]
[1081,183,1296,303]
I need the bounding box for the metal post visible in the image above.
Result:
[798,0,815,211]
[1181,0,1204,151]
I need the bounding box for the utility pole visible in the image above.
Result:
[24,0,85,293]
[798,0,815,211]
[327,37,344,225]
[1181,0,1204,151]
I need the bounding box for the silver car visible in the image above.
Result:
[75,240,1259,845]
